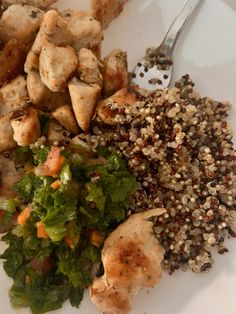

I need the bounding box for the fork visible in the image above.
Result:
[130,0,202,90]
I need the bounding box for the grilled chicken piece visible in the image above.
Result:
[0,39,26,86]
[90,0,128,29]
[10,107,40,146]
[24,50,39,73]
[90,208,166,314]
[27,70,71,111]
[0,112,16,153]
[0,4,44,44]
[47,119,70,144]
[0,153,20,197]
[0,76,28,116]
[31,10,72,55]
[61,9,103,51]
[39,42,78,92]
[2,0,55,8]
[103,49,128,96]
[77,48,103,86]
[96,87,137,125]
[52,105,79,135]
[68,77,101,132]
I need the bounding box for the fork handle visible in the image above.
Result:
[161,0,202,54]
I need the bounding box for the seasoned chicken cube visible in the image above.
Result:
[10,107,40,146]
[68,77,101,132]
[24,50,39,73]
[0,153,20,197]
[103,49,128,96]
[47,119,70,144]
[31,10,72,55]
[52,105,79,135]
[90,208,166,314]
[39,42,78,92]
[0,76,28,115]
[61,10,103,51]
[0,39,26,86]
[77,48,103,86]
[96,87,137,125]
[27,70,71,111]
[0,112,16,153]
[90,0,128,29]
[0,4,44,44]
[2,0,56,8]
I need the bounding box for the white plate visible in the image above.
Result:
[1,0,236,313]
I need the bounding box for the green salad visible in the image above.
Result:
[0,145,138,314]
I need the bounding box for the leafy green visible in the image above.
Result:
[13,173,36,202]
[1,148,138,314]
[0,233,24,278]
[60,163,72,185]
[31,146,50,165]
[86,184,106,212]
[56,241,100,287]
[0,198,18,213]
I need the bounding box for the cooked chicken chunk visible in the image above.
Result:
[52,105,79,135]
[90,0,128,29]
[47,119,70,144]
[0,39,26,86]
[2,0,56,8]
[0,4,44,44]
[96,87,137,125]
[77,48,103,86]
[0,153,20,197]
[24,50,39,73]
[103,49,128,96]
[0,76,28,115]
[0,112,16,153]
[10,107,40,146]
[39,42,78,92]
[61,10,103,51]
[27,70,71,111]
[68,77,101,132]
[90,208,166,314]
[31,10,72,55]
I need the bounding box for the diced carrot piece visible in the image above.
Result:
[17,207,31,226]
[50,179,62,190]
[36,222,48,238]
[90,231,105,247]
[43,146,65,176]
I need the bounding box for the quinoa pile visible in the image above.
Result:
[80,75,236,274]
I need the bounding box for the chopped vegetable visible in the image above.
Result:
[50,179,61,190]
[17,207,31,226]
[0,146,138,314]
[36,222,48,239]
[90,231,105,247]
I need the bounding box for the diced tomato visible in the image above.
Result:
[17,207,31,226]
[29,256,54,276]
[43,146,65,176]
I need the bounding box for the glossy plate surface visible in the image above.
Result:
[1,0,236,313]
